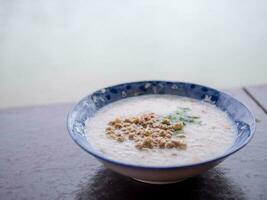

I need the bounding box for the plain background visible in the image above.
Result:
[0,0,266,108]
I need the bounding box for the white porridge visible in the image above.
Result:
[85,95,236,166]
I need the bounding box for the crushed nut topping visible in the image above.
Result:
[105,112,187,150]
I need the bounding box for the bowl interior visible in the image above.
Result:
[67,81,255,168]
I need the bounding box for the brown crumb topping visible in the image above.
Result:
[105,113,187,150]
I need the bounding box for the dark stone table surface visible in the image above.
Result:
[0,86,267,200]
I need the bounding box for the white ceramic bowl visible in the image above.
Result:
[67,81,255,184]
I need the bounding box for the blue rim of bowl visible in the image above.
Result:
[67,80,256,170]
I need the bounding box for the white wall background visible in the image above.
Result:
[0,0,266,108]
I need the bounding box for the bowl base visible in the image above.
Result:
[133,178,186,184]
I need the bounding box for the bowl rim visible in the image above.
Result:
[67,80,256,170]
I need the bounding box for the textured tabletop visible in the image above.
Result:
[0,86,266,200]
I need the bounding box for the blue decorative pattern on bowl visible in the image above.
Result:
[67,81,255,184]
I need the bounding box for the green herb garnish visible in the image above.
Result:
[173,130,184,135]
[177,108,201,125]
[166,108,201,125]
[161,108,201,137]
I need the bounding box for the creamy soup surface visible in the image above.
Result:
[85,95,236,166]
